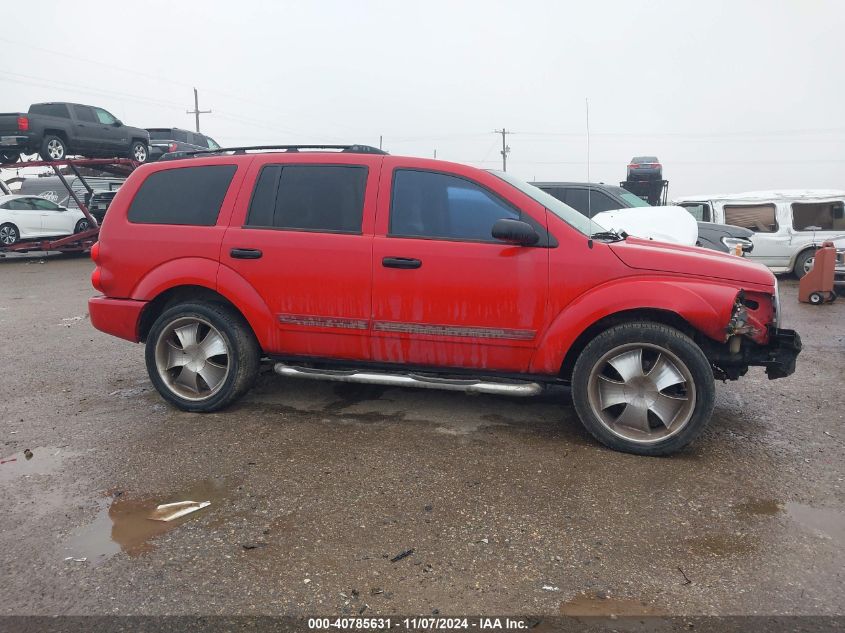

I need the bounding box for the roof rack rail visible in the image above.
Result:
[160,144,388,161]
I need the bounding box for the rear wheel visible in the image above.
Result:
[808,292,823,305]
[145,302,260,412]
[40,135,66,161]
[571,322,715,456]
[0,223,19,245]
[794,249,815,279]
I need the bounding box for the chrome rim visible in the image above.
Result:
[47,139,64,159]
[0,225,17,244]
[803,256,815,275]
[133,144,147,161]
[75,220,89,233]
[587,343,696,444]
[154,317,231,401]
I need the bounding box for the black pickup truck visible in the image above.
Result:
[0,102,150,164]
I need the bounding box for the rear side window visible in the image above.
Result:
[127,165,236,225]
[724,204,778,233]
[73,105,98,123]
[29,103,70,118]
[246,164,367,233]
[390,169,520,241]
[791,202,845,231]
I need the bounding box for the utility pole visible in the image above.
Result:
[494,128,511,171]
[433,149,437,159]
[379,135,383,150]
[187,87,211,133]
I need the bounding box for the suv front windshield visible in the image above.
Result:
[490,170,605,235]
[618,191,650,207]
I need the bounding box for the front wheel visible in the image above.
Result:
[145,302,260,412]
[74,218,91,233]
[571,322,715,456]
[130,141,148,163]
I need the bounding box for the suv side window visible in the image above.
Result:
[724,204,778,233]
[246,164,367,233]
[390,169,519,242]
[127,165,237,225]
[73,105,98,123]
[29,103,70,118]
[791,202,845,231]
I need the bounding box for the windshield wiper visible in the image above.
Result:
[590,229,627,242]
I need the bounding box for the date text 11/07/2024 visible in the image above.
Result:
[307,617,530,630]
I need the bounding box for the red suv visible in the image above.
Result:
[88,145,801,456]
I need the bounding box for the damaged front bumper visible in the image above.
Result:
[752,328,802,379]
[707,328,802,380]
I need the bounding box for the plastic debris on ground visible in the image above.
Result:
[148,500,211,522]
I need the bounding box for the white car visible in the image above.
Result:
[0,194,90,246]
[673,189,845,277]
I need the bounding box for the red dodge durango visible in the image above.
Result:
[89,145,801,456]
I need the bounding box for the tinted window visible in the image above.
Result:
[792,202,845,231]
[29,197,62,210]
[724,204,778,233]
[246,164,367,233]
[147,129,172,140]
[632,156,658,163]
[6,199,37,210]
[173,130,189,143]
[127,165,236,225]
[94,108,117,125]
[73,105,98,123]
[29,103,70,118]
[390,170,520,241]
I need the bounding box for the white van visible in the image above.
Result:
[673,190,845,277]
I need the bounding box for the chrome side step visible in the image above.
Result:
[273,363,543,397]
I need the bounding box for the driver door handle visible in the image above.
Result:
[383,257,422,269]
[230,248,263,260]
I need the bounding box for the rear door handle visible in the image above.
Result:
[230,248,263,259]
[382,257,421,269]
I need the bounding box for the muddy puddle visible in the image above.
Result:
[559,591,665,616]
[733,498,782,516]
[63,478,232,565]
[786,502,845,545]
[0,446,79,482]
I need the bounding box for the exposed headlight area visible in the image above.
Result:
[721,236,754,253]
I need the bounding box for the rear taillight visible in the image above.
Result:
[653,163,662,169]
[91,267,103,292]
[627,164,637,169]
[168,143,177,152]
[90,241,100,263]
[17,116,28,131]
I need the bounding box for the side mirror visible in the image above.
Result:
[492,218,539,246]
[113,120,123,127]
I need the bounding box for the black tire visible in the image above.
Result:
[130,141,148,163]
[0,222,20,246]
[571,321,716,456]
[40,135,67,161]
[74,218,91,234]
[794,249,815,279]
[145,302,260,412]
[808,292,823,305]
[0,150,20,164]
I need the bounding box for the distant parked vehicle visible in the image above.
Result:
[626,156,662,182]
[0,195,90,245]
[673,190,845,277]
[0,102,150,163]
[534,182,754,254]
[88,190,120,223]
[147,128,220,162]
[17,174,124,211]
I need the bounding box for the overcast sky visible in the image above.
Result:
[2,0,844,196]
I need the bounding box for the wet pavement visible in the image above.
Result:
[0,253,843,616]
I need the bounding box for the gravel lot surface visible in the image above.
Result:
[1,253,843,616]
